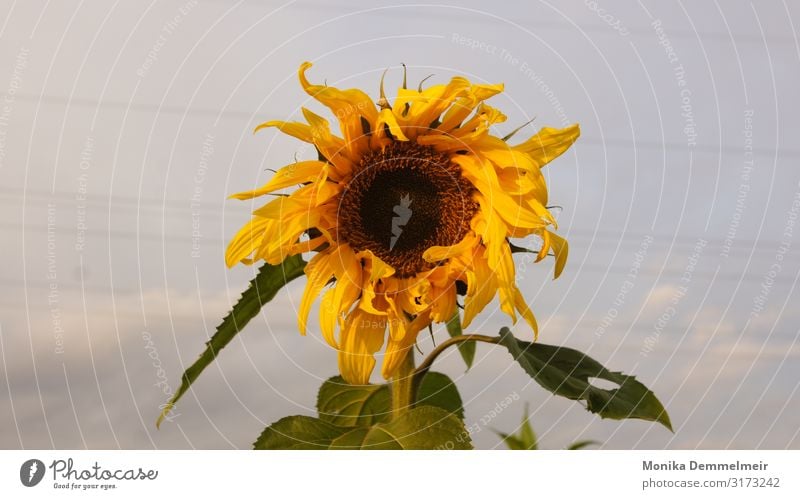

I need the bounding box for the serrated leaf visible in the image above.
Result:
[497,328,672,431]
[255,407,472,449]
[415,372,464,420]
[157,255,306,427]
[317,376,391,427]
[253,415,349,449]
[446,312,475,370]
[361,406,472,449]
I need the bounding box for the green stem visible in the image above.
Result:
[390,348,416,419]
[413,334,499,380]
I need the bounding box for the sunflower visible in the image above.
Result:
[226,62,579,385]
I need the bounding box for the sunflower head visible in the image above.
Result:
[226,62,579,384]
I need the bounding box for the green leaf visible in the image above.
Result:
[360,406,472,449]
[446,312,475,370]
[317,376,391,427]
[316,371,463,428]
[496,404,599,449]
[567,440,599,450]
[495,403,537,450]
[259,373,471,449]
[255,407,472,449]
[497,328,672,431]
[495,432,530,450]
[253,415,349,449]
[329,427,371,449]
[415,372,464,420]
[518,407,537,450]
[157,255,306,428]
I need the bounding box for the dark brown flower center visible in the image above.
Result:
[338,141,479,277]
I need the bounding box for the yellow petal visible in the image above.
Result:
[301,107,355,177]
[374,108,408,141]
[470,199,508,264]
[548,229,569,279]
[414,133,461,149]
[357,249,396,281]
[286,235,327,256]
[319,290,340,348]
[513,286,539,339]
[255,120,317,143]
[252,206,330,264]
[391,88,426,117]
[298,62,378,155]
[338,308,386,385]
[439,83,504,131]
[300,107,337,146]
[380,312,430,379]
[452,103,507,137]
[395,77,470,139]
[395,276,431,317]
[495,244,517,321]
[228,161,326,200]
[319,245,362,342]
[462,252,498,329]
[225,216,272,267]
[425,263,456,288]
[415,77,470,130]
[474,183,548,232]
[495,166,545,200]
[298,250,335,335]
[357,283,386,316]
[252,182,339,219]
[355,251,394,316]
[298,62,379,121]
[460,154,544,233]
[536,228,550,263]
[514,124,580,168]
[422,232,477,263]
[429,283,457,323]
[481,144,537,170]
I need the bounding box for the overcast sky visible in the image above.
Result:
[1,0,799,450]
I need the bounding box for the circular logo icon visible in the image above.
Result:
[20,459,45,487]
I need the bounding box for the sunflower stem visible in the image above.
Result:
[413,334,500,381]
[390,348,416,419]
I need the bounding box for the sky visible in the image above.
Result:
[0,0,799,450]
